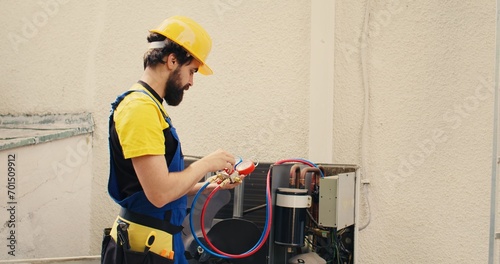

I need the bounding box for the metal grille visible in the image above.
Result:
[184,159,272,230]
[214,162,273,230]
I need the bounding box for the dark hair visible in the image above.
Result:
[143,33,193,69]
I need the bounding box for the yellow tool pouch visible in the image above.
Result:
[101,208,183,264]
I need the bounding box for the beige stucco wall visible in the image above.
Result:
[0,134,93,259]
[0,0,496,263]
[335,0,496,263]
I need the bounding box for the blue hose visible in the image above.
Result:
[189,181,271,259]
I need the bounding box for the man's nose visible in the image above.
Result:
[189,75,194,87]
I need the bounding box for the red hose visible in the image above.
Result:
[198,159,318,259]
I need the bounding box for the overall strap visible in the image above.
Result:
[111,89,169,122]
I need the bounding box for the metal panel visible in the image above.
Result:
[318,176,338,227]
[318,172,355,229]
[337,172,355,229]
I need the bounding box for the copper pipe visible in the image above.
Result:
[289,164,301,188]
[300,167,321,190]
[300,167,324,224]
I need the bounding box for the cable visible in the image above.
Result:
[358,0,372,232]
[333,228,341,264]
[306,208,321,227]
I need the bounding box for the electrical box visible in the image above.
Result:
[319,172,355,229]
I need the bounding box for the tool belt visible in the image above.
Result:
[101,208,184,264]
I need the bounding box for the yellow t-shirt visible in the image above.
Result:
[113,83,169,159]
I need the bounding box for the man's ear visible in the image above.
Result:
[165,53,177,70]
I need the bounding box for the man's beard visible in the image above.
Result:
[164,69,188,106]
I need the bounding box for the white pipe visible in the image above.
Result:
[488,1,500,263]
[308,0,335,163]
[0,255,100,263]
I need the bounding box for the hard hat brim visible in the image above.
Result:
[198,63,213,75]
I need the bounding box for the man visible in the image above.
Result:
[102,16,241,264]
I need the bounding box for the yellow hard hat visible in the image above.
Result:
[150,16,213,75]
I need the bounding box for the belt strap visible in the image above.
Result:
[119,208,184,235]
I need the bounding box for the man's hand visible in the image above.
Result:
[196,149,236,173]
[220,174,248,189]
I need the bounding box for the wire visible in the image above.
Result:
[306,209,320,227]
[333,228,341,264]
[304,236,317,251]
[358,0,372,232]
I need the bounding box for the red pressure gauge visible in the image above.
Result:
[235,160,256,175]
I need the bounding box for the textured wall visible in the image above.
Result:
[0,0,497,263]
[335,0,496,263]
[0,0,312,257]
[0,134,92,259]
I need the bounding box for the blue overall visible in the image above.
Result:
[108,89,187,264]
